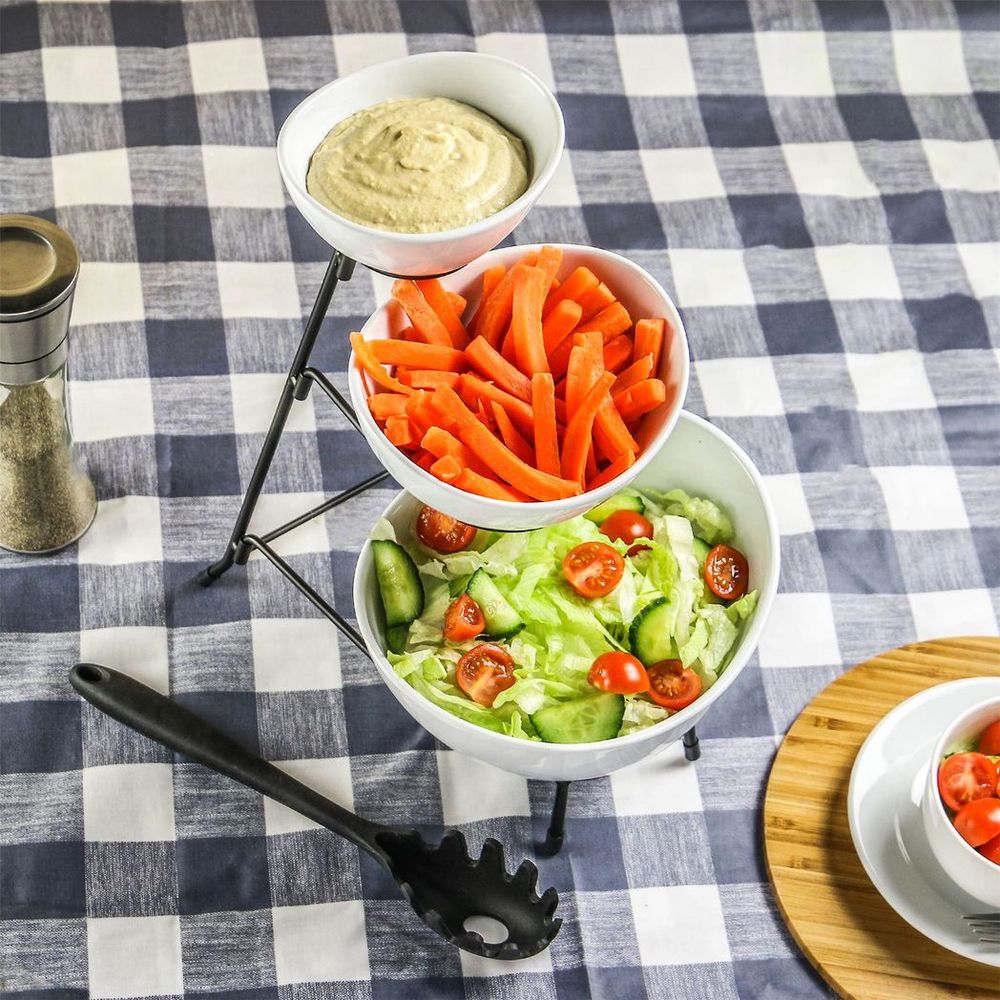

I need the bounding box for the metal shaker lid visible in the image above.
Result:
[0,215,79,320]
[0,216,80,378]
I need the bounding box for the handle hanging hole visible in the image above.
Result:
[75,664,105,683]
[463,914,508,945]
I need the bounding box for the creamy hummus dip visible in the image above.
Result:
[306,97,529,234]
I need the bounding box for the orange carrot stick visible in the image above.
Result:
[459,374,535,438]
[576,282,616,323]
[511,266,550,376]
[542,298,583,356]
[585,444,599,483]
[565,331,603,416]
[368,393,409,420]
[391,280,453,346]
[615,379,667,424]
[491,401,535,466]
[447,291,467,317]
[464,336,532,402]
[531,372,561,478]
[476,260,537,348]
[594,393,639,459]
[350,332,414,396]
[587,449,635,490]
[405,390,439,437]
[370,339,467,372]
[633,318,665,373]
[429,454,462,483]
[577,301,632,340]
[535,245,563,289]
[543,266,599,318]
[420,426,492,477]
[603,334,633,374]
[412,279,469,349]
[397,370,462,390]
[385,415,418,449]
[561,372,615,486]
[453,467,531,502]
[431,386,579,501]
[612,355,654,396]
[415,451,437,472]
[469,264,507,332]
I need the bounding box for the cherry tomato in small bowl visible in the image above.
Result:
[416,505,476,554]
[646,659,702,711]
[938,752,998,813]
[600,510,654,557]
[588,652,650,695]
[455,643,516,707]
[562,541,625,599]
[979,830,1000,865]
[978,719,1000,756]
[443,594,484,643]
[953,797,1000,848]
[704,543,749,600]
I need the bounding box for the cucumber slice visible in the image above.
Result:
[629,597,677,665]
[531,694,625,743]
[371,539,424,628]
[584,491,644,524]
[385,624,409,654]
[465,569,524,638]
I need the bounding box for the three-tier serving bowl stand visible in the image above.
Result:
[197,53,703,854]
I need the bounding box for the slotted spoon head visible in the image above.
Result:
[376,829,561,959]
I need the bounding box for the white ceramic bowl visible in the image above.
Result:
[276,52,564,277]
[920,695,1000,907]
[349,242,691,532]
[353,409,779,781]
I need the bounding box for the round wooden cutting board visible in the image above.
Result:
[764,636,1000,1000]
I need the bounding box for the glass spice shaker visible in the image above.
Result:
[0,214,96,553]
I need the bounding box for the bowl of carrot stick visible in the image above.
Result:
[347,243,690,531]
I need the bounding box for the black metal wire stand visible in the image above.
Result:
[198,248,701,855]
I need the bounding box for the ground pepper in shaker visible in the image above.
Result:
[0,215,96,552]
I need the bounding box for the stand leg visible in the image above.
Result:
[683,726,701,761]
[542,781,570,856]
[199,251,353,585]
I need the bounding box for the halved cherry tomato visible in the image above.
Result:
[938,752,998,813]
[979,830,1000,865]
[455,643,516,707]
[443,594,484,643]
[704,544,749,600]
[646,659,702,711]
[588,652,650,695]
[600,510,654,557]
[415,505,476,553]
[978,719,1000,756]
[953,797,1000,848]
[562,541,625,598]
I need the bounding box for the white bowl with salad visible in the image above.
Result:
[353,410,779,781]
[921,697,1000,906]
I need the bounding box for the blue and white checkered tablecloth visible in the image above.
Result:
[1,1,998,997]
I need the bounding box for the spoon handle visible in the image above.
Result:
[69,663,385,857]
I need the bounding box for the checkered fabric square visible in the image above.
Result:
[1,1,998,997]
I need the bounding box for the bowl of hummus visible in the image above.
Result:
[277,52,564,278]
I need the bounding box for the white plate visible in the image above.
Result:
[847,677,1000,968]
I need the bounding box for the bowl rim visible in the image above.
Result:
[348,241,692,515]
[353,408,781,755]
[276,51,566,245]
[927,692,1000,870]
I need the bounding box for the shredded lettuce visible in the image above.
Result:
[642,489,733,545]
[384,489,757,741]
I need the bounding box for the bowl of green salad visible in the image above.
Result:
[353,410,779,780]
